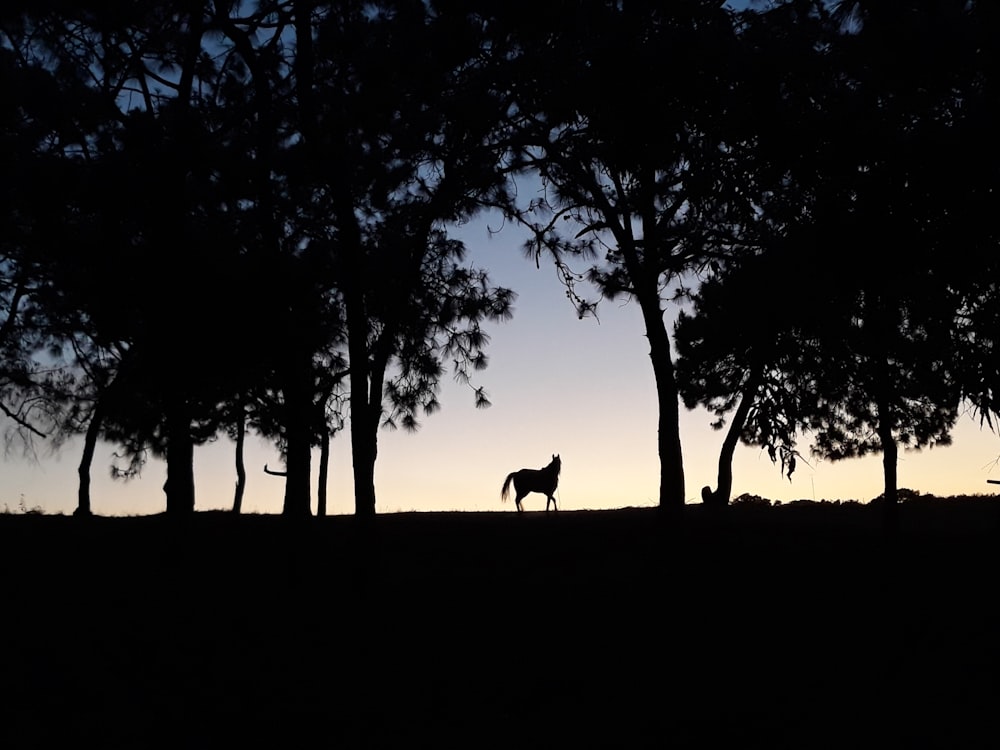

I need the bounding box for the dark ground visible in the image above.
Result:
[2,500,999,748]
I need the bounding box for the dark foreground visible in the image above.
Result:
[2,501,998,748]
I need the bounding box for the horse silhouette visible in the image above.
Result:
[501,454,561,511]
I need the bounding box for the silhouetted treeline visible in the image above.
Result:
[1,1,998,516]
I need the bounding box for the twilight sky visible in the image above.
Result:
[4,214,1000,516]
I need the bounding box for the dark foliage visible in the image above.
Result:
[675,0,1000,513]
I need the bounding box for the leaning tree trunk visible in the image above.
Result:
[705,370,762,507]
[75,402,104,517]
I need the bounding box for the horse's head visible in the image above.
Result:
[551,453,561,475]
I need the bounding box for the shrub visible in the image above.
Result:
[731,493,771,507]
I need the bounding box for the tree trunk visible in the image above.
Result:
[876,396,899,532]
[873,297,899,533]
[232,408,246,514]
[164,409,195,515]
[75,403,103,517]
[317,423,330,517]
[706,372,761,507]
[638,297,685,510]
[282,368,313,517]
[349,372,379,518]
[345,266,379,516]
[708,416,739,508]
[283,433,312,516]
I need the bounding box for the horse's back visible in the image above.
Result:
[514,467,557,494]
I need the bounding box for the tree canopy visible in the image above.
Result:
[675,0,1000,517]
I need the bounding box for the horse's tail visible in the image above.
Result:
[501,472,516,502]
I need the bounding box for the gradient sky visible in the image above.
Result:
[4,213,1000,516]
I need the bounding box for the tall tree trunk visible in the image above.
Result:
[334,151,374,515]
[317,422,330,517]
[164,408,195,515]
[232,407,246,514]
[621,178,685,511]
[75,402,103,517]
[638,297,685,510]
[345,256,379,516]
[350,401,377,516]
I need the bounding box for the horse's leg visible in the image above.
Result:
[546,494,557,511]
[515,489,527,512]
